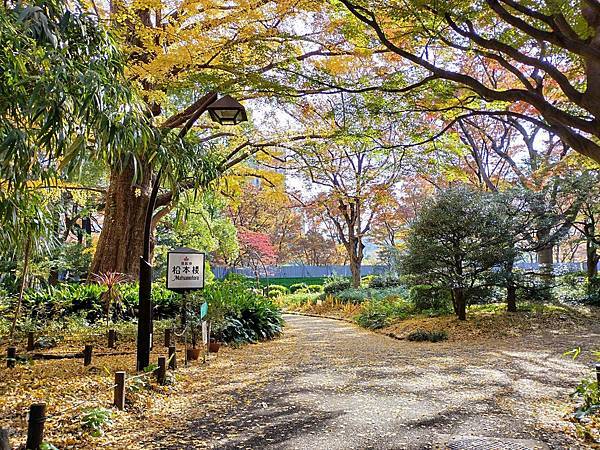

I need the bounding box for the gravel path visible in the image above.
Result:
[142,314,599,449]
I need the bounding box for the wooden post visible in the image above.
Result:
[114,371,126,410]
[157,356,166,385]
[164,328,172,347]
[6,347,16,369]
[83,345,93,366]
[108,330,117,349]
[26,403,46,450]
[27,332,35,351]
[0,428,10,450]
[168,345,176,370]
[596,364,600,385]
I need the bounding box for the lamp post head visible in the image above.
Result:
[207,94,248,125]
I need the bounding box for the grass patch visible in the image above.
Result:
[354,298,413,330]
[258,277,326,288]
[277,292,321,308]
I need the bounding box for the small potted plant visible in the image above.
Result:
[185,292,204,361]
[205,300,226,353]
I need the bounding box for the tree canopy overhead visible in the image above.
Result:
[334,0,600,163]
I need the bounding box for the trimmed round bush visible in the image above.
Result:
[289,283,308,294]
[307,284,323,293]
[266,284,288,298]
[323,278,351,295]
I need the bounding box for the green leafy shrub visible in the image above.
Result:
[323,276,351,294]
[409,285,452,312]
[368,275,402,289]
[265,284,288,298]
[335,288,373,304]
[281,292,320,307]
[21,282,180,326]
[572,377,600,418]
[406,329,448,342]
[81,407,113,437]
[355,299,413,329]
[307,284,323,293]
[289,283,308,293]
[202,278,284,345]
[258,277,325,288]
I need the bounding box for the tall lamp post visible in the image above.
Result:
[136,93,247,371]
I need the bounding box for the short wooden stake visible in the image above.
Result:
[83,345,93,366]
[0,428,10,450]
[596,364,600,385]
[168,345,176,370]
[6,347,16,369]
[26,403,46,450]
[114,371,126,410]
[108,330,117,349]
[164,328,172,347]
[157,357,166,385]
[27,332,35,351]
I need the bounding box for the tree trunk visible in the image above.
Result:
[586,238,599,280]
[536,228,554,302]
[349,252,361,288]
[506,283,517,312]
[505,258,517,312]
[10,236,32,342]
[90,162,152,278]
[584,219,599,280]
[452,287,466,320]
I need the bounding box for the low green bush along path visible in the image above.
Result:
[128,314,597,449]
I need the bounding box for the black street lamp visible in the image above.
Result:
[136,92,247,371]
[207,95,248,125]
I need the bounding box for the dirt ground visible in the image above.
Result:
[1,312,599,449]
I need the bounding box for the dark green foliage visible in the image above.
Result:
[401,186,515,318]
[203,278,283,345]
[20,282,179,325]
[289,283,308,293]
[328,286,407,305]
[368,275,402,289]
[406,329,448,342]
[355,299,413,329]
[334,288,373,304]
[323,278,352,294]
[258,277,326,288]
[409,285,452,312]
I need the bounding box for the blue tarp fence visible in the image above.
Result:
[212,262,589,279]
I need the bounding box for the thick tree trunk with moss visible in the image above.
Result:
[90,163,153,278]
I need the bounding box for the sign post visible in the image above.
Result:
[166,247,206,366]
[166,248,206,292]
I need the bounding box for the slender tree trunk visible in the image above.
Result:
[90,162,152,278]
[586,239,599,279]
[585,220,599,280]
[536,228,554,301]
[452,287,466,321]
[10,236,32,342]
[505,258,517,312]
[506,282,517,312]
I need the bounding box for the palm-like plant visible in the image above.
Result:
[92,272,130,327]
